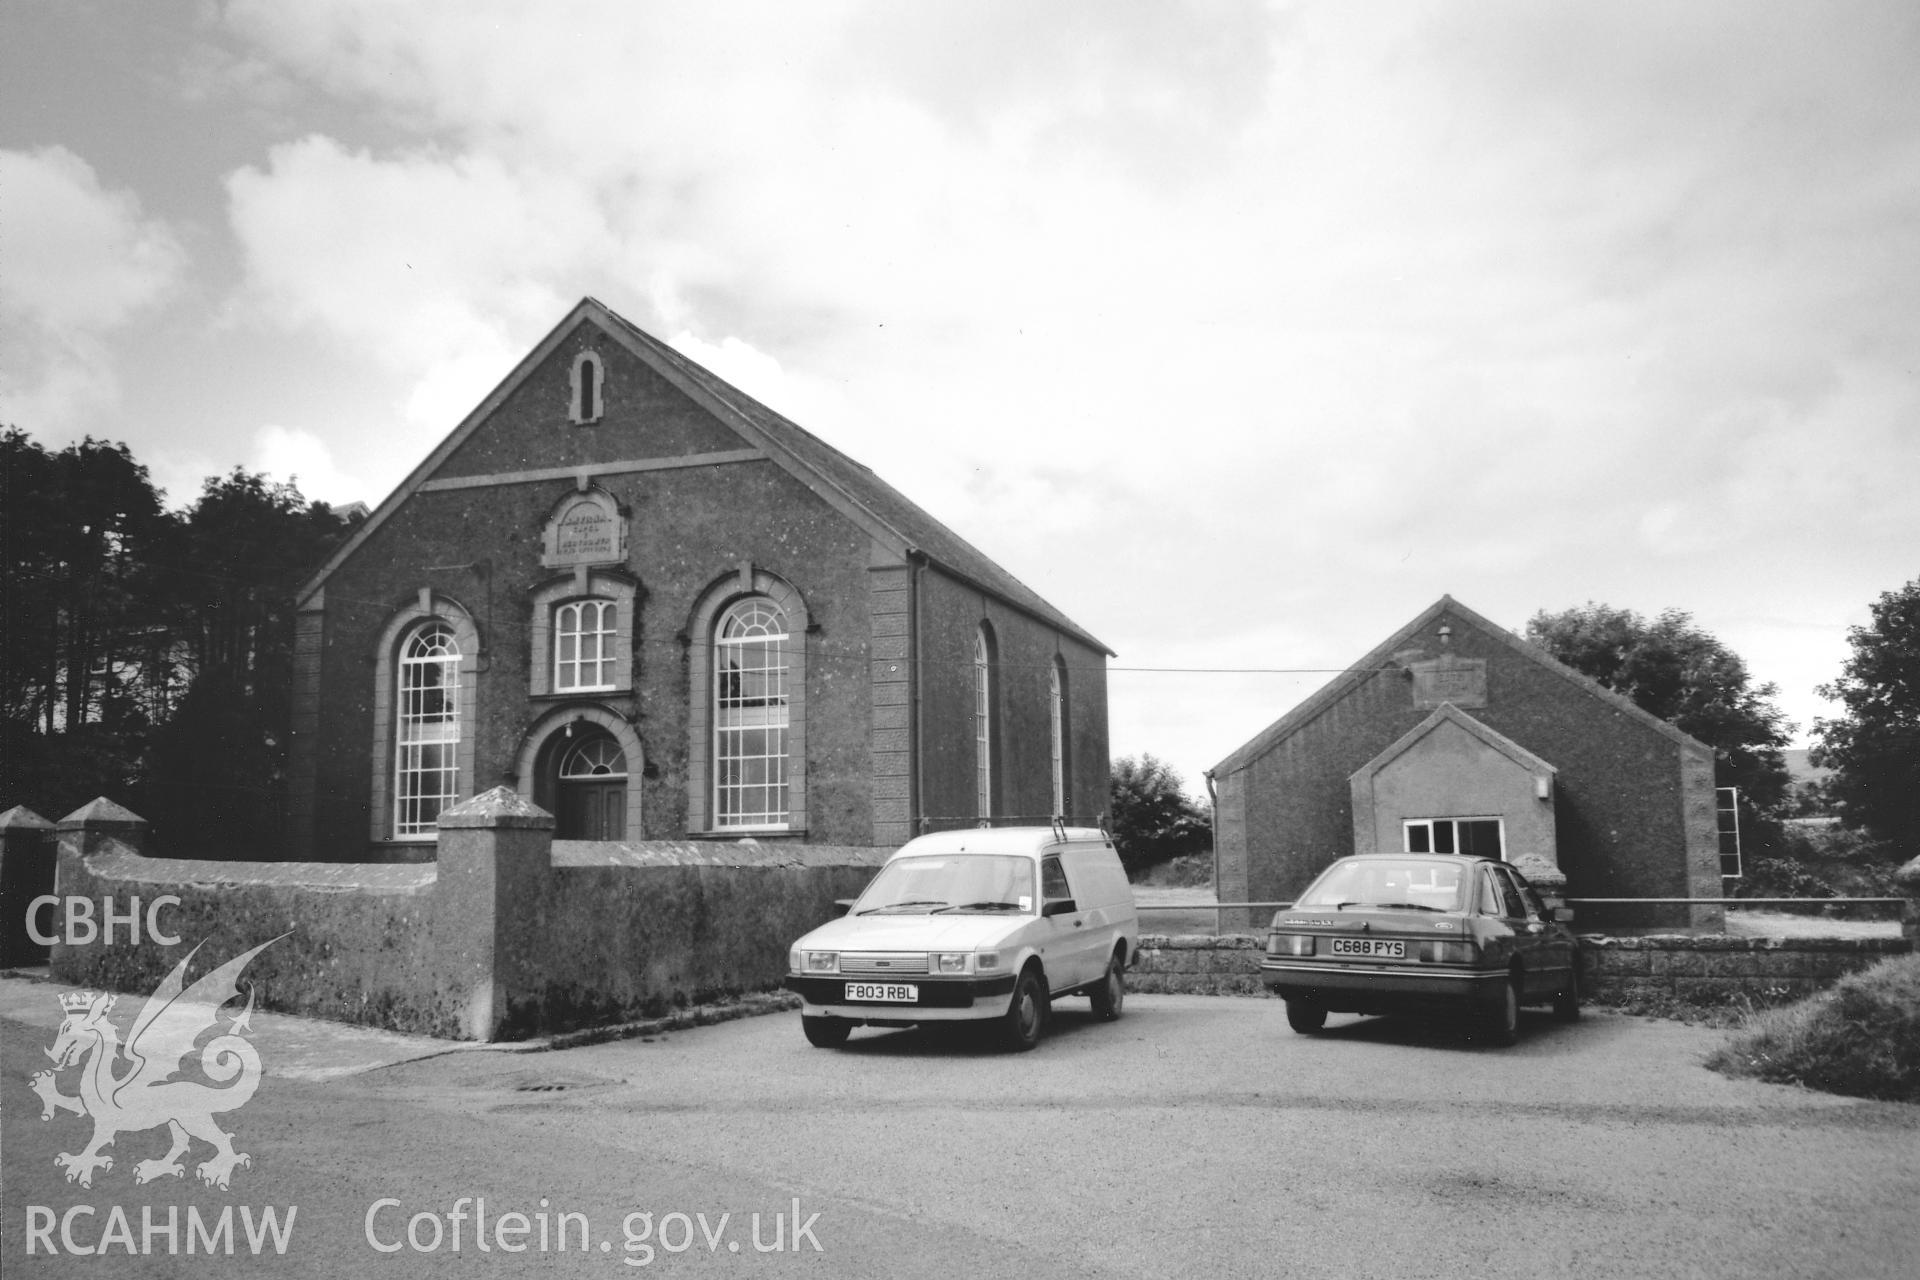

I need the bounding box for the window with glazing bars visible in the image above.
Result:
[975,629,993,818]
[1049,657,1068,818]
[395,622,461,837]
[555,599,616,691]
[714,599,788,827]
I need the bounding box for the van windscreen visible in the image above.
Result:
[854,855,1037,915]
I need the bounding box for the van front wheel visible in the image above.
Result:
[1001,969,1047,1051]
[1089,952,1126,1021]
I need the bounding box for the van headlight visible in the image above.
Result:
[932,952,970,974]
[797,950,839,974]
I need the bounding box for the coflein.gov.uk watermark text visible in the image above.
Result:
[366,1197,824,1265]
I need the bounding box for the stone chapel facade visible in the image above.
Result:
[286,298,1110,860]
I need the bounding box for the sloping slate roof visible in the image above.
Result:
[1211,594,1705,777]
[594,303,1110,654]
[301,298,1108,654]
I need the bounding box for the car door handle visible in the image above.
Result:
[1073,920,1084,928]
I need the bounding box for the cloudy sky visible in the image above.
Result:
[5,0,1917,790]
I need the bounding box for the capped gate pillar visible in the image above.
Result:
[434,786,554,1041]
[0,806,56,967]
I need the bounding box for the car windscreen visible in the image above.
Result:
[1293,859,1468,913]
[853,855,1037,915]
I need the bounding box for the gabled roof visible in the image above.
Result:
[1350,702,1558,786]
[1211,595,1706,777]
[298,298,1111,655]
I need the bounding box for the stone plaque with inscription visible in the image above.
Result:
[542,491,628,568]
[1411,656,1488,709]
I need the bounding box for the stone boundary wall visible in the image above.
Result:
[1575,934,1911,1005]
[27,794,882,1041]
[1131,932,1915,1002]
[1131,935,1266,996]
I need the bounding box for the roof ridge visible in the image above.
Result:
[1211,595,1706,775]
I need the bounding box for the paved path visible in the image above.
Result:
[0,970,478,1081]
[5,985,1916,1278]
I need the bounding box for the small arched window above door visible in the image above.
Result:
[560,734,627,779]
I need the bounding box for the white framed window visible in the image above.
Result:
[714,598,789,828]
[975,626,995,819]
[554,599,617,692]
[395,622,462,838]
[1404,817,1505,859]
[1049,656,1068,819]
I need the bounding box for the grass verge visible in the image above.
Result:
[1704,953,1920,1103]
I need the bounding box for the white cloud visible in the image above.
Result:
[0,147,185,432]
[186,1,1920,772]
[247,424,366,507]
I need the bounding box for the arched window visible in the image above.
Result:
[570,350,605,424]
[560,733,627,779]
[714,598,790,828]
[395,622,462,838]
[975,626,995,819]
[1050,655,1071,819]
[554,599,617,691]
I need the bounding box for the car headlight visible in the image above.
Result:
[1420,940,1477,964]
[1268,933,1315,957]
[932,952,970,974]
[975,951,1002,971]
[799,950,839,974]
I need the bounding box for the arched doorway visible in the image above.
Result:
[552,728,629,840]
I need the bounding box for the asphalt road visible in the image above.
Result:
[5,992,1917,1278]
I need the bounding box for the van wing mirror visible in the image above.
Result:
[833,898,857,917]
[1041,897,1078,918]
[1548,906,1575,924]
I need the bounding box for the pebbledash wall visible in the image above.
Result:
[1130,931,1916,1002]
[31,793,879,1041]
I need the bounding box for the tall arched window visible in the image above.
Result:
[570,350,604,424]
[395,622,462,837]
[975,626,995,819]
[714,598,790,828]
[1050,655,1071,819]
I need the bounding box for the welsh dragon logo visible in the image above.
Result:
[30,935,286,1190]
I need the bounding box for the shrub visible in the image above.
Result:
[1732,857,1836,912]
[1134,852,1213,888]
[1705,954,1920,1103]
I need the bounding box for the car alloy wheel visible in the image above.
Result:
[1484,977,1520,1046]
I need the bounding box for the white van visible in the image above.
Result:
[784,826,1139,1051]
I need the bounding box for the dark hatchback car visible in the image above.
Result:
[1260,853,1579,1044]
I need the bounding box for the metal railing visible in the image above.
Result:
[1136,897,1915,933]
[1566,898,1906,907]
[1136,902,1291,932]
